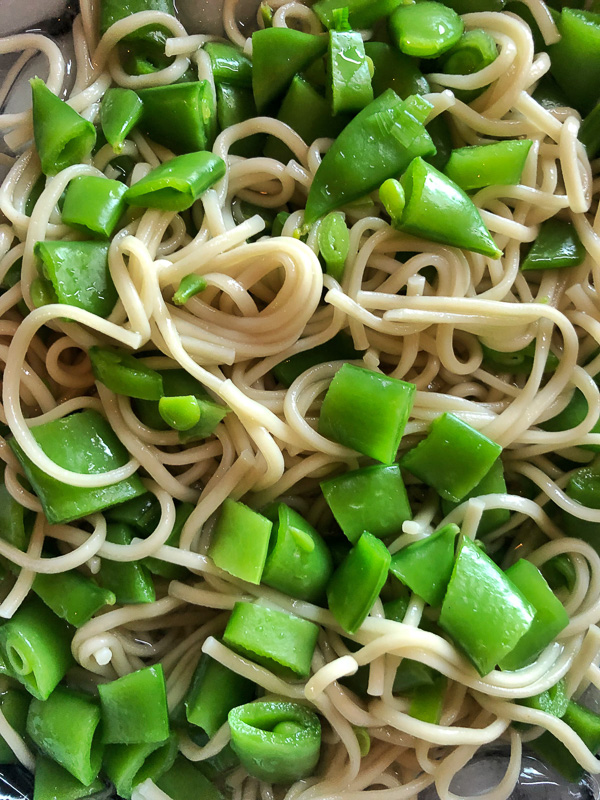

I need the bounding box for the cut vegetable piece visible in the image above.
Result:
[520,678,568,719]
[480,341,559,374]
[438,29,498,103]
[365,42,430,99]
[98,523,156,604]
[33,569,115,628]
[272,332,361,387]
[27,688,103,785]
[441,458,510,536]
[318,211,350,282]
[125,152,226,211]
[563,462,600,547]
[0,597,73,699]
[99,664,169,744]
[33,755,104,800]
[208,499,272,584]
[252,28,328,111]
[223,602,319,678]
[100,88,143,153]
[328,24,373,115]
[313,0,403,29]
[521,219,586,270]
[305,90,435,223]
[0,690,30,765]
[31,78,96,175]
[185,655,255,737]
[204,42,252,86]
[321,464,412,543]
[228,701,321,783]
[444,140,532,191]
[157,756,223,800]
[9,410,145,525]
[62,175,127,238]
[389,2,464,59]
[539,385,600,453]
[261,503,333,602]
[34,241,117,318]
[530,700,600,782]
[409,673,447,724]
[390,523,459,606]
[137,82,216,153]
[318,364,416,463]
[327,532,391,634]
[89,346,164,401]
[439,536,535,676]
[103,735,177,800]
[401,412,502,503]
[500,559,569,670]
[216,83,264,159]
[389,157,502,258]
[549,8,600,114]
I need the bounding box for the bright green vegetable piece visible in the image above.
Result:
[441,458,511,536]
[387,157,502,258]
[172,274,207,305]
[223,602,319,678]
[143,501,193,579]
[272,332,361,387]
[439,535,535,676]
[520,678,569,719]
[25,175,46,218]
[157,755,223,800]
[98,523,156,604]
[27,688,103,785]
[327,532,391,634]
[550,9,600,114]
[379,179,406,225]
[100,88,143,153]
[261,503,333,602]
[105,493,161,535]
[61,176,127,239]
[89,346,164,401]
[124,152,226,212]
[390,523,459,606]
[563,462,600,547]
[389,2,464,59]
[264,76,347,164]
[0,689,30,765]
[328,17,373,116]
[204,42,252,87]
[33,569,116,628]
[33,756,104,800]
[409,673,447,724]
[103,735,177,800]
[100,0,175,47]
[500,560,569,670]
[228,701,321,783]
[216,83,264,159]
[137,82,216,154]
[0,596,74,700]
[530,699,600,782]
[521,219,586,270]
[158,395,201,431]
[401,412,502,503]
[0,481,34,552]
[9,409,146,525]
[134,369,228,442]
[208,499,272,584]
[319,364,416,463]
[539,384,600,452]
[579,101,600,159]
[314,0,404,29]
[541,554,577,593]
[438,29,498,103]
[305,90,435,223]
[444,140,532,191]
[185,655,255,737]
[34,241,118,318]
[318,211,350,281]
[321,464,412,543]
[251,28,328,111]
[365,42,429,100]
[99,664,169,744]
[30,78,96,175]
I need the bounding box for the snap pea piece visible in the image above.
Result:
[89,346,164,401]
[61,176,128,238]
[549,8,600,114]
[172,274,207,305]
[208,499,272,584]
[100,88,143,153]
[313,0,404,29]
[579,101,600,159]
[539,384,600,453]
[223,602,319,679]
[204,42,252,87]
[441,458,511,536]
[444,140,532,191]
[327,532,391,634]
[228,701,321,783]
[328,11,373,115]
[389,2,464,59]
[33,756,104,800]
[409,673,447,724]
[401,412,502,503]
[319,363,416,464]
[143,501,194,579]
[30,78,96,175]
[157,756,223,800]
[438,29,498,103]
[521,218,586,270]
[216,83,265,159]
[390,524,459,607]
[137,82,216,154]
[103,735,178,800]
[185,655,255,737]
[99,0,175,48]
[318,211,350,281]
[33,569,116,628]
[99,664,169,744]
[364,42,430,100]
[272,332,361,388]
[530,700,600,782]
[9,410,145,525]
[321,464,412,543]
[98,523,156,605]
[0,690,30,765]
[27,688,103,785]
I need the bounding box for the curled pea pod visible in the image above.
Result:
[30,78,96,175]
[228,700,321,783]
[380,158,502,258]
[124,152,226,212]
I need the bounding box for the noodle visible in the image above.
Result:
[1,1,600,798]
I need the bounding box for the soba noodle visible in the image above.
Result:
[0,1,599,798]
